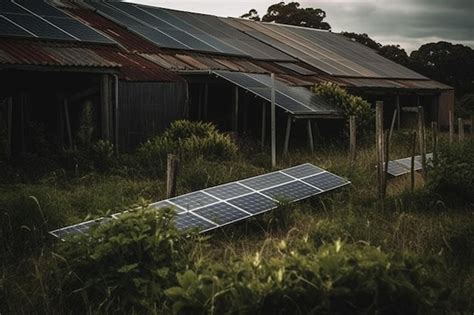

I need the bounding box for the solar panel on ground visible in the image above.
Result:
[213,71,340,116]
[50,163,350,239]
[385,154,434,177]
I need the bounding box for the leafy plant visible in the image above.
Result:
[166,239,450,314]
[313,82,374,132]
[51,208,193,313]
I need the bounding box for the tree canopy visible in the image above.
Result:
[240,2,331,30]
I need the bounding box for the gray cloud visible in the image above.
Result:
[129,0,474,52]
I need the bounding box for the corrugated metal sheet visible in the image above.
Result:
[338,77,453,90]
[225,18,427,80]
[0,40,118,68]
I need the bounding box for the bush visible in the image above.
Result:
[313,82,374,132]
[137,120,237,174]
[51,208,193,313]
[166,239,450,314]
[428,139,474,201]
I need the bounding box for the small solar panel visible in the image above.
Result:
[50,218,106,238]
[169,191,219,210]
[396,157,422,170]
[386,153,434,177]
[240,172,293,190]
[174,212,217,232]
[50,164,350,239]
[282,163,324,179]
[194,202,249,225]
[46,16,115,43]
[0,15,32,37]
[385,161,410,177]
[4,13,73,40]
[227,193,278,214]
[261,181,321,202]
[204,183,252,200]
[302,172,349,191]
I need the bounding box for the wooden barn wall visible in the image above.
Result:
[118,81,186,150]
[438,90,455,127]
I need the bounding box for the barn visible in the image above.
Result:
[0,0,454,156]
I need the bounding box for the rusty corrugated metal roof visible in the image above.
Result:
[337,77,453,90]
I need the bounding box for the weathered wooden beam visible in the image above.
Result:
[271,73,276,168]
[349,115,356,166]
[458,118,464,141]
[283,116,292,155]
[307,119,314,153]
[375,101,384,204]
[411,131,417,192]
[418,106,427,180]
[389,109,397,142]
[166,154,179,199]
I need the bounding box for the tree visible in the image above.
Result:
[410,42,474,96]
[341,32,381,51]
[379,45,410,67]
[240,9,260,21]
[241,2,331,30]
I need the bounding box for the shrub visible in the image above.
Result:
[51,208,193,313]
[166,239,450,314]
[137,120,237,174]
[428,139,474,201]
[313,82,374,132]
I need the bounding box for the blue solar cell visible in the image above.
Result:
[193,202,249,225]
[282,164,324,179]
[396,157,422,170]
[0,1,27,14]
[385,161,410,177]
[148,200,185,214]
[0,15,32,37]
[174,212,217,231]
[204,183,252,200]
[170,191,219,210]
[240,172,293,190]
[4,13,73,40]
[227,193,277,214]
[15,0,69,18]
[302,172,349,191]
[261,181,321,202]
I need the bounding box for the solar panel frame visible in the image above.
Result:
[3,13,73,40]
[50,164,350,239]
[0,14,33,37]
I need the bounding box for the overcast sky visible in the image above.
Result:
[128,0,474,53]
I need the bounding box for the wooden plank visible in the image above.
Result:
[458,118,464,141]
[261,101,266,150]
[396,94,401,129]
[389,109,397,142]
[431,122,438,165]
[166,154,179,199]
[271,73,276,168]
[376,101,384,203]
[411,131,417,192]
[418,106,427,179]
[349,115,356,166]
[283,116,292,155]
[307,119,314,153]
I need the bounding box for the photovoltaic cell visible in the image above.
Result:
[386,154,434,177]
[174,212,217,231]
[50,164,350,239]
[240,172,293,190]
[194,203,249,225]
[0,1,27,14]
[16,0,70,18]
[46,16,115,43]
[302,172,349,191]
[227,193,278,214]
[3,13,73,40]
[282,163,324,179]
[204,183,252,200]
[0,15,32,37]
[386,161,410,177]
[169,191,219,210]
[261,181,321,202]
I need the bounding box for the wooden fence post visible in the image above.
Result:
[270,73,276,168]
[418,106,427,180]
[375,101,385,205]
[411,131,417,192]
[389,109,397,142]
[166,154,179,199]
[431,122,438,164]
[307,119,314,153]
[283,116,292,155]
[349,115,356,166]
[449,110,454,144]
[383,130,390,198]
[458,118,464,141]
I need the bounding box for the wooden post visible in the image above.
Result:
[6,97,12,159]
[64,98,73,148]
[376,101,384,204]
[389,109,397,142]
[449,110,454,144]
[233,86,239,133]
[417,106,427,180]
[431,122,438,165]
[114,74,119,155]
[458,118,464,141]
[383,130,390,198]
[396,94,401,129]
[271,73,276,168]
[411,131,417,192]
[283,116,292,155]
[166,154,179,199]
[261,101,266,150]
[307,119,314,153]
[349,115,356,166]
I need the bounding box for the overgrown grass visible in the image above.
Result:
[0,127,473,313]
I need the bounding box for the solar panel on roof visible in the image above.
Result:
[15,0,70,18]
[277,62,316,75]
[0,15,33,37]
[50,164,350,239]
[46,16,115,43]
[3,13,73,40]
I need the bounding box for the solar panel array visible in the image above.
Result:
[50,163,350,239]
[386,153,433,177]
[213,71,340,116]
[0,0,115,43]
[86,1,292,60]
[226,18,426,80]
